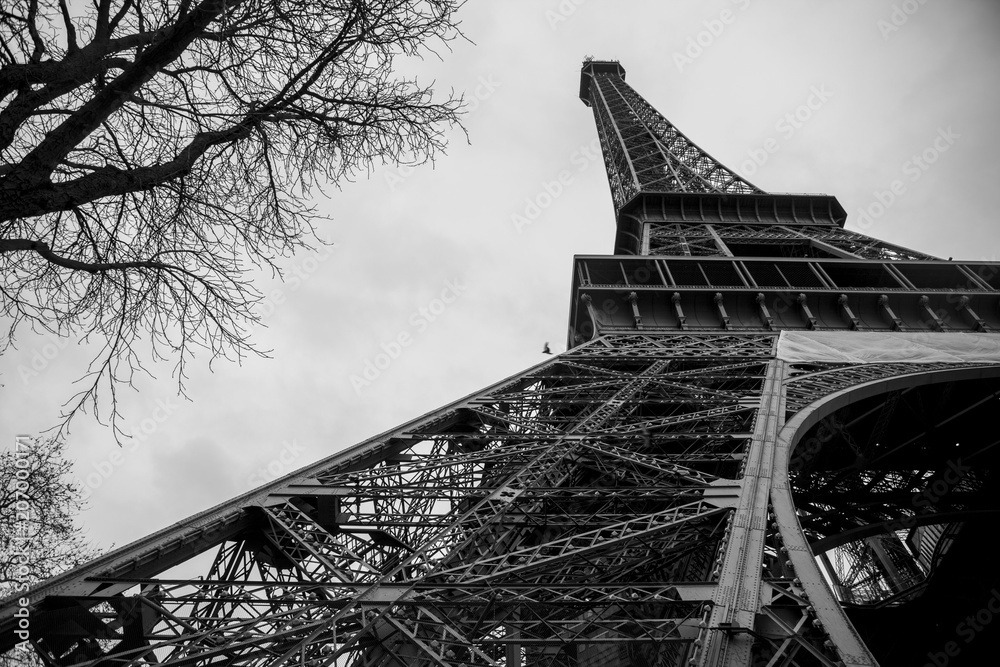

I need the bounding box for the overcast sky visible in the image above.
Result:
[3,0,1000,553]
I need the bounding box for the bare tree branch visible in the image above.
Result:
[0,437,101,591]
[0,0,468,438]
[0,437,101,667]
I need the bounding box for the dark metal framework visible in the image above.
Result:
[579,60,762,211]
[4,60,1000,667]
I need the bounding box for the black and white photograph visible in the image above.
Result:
[3,1,1000,665]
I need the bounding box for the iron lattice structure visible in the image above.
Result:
[4,59,1000,667]
[580,60,763,213]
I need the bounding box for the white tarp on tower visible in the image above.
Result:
[776,331,1000,364]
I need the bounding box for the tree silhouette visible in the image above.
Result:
[1,436,101,666]
[0,0,465,435]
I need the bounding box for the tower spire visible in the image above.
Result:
[580,60,763,213]
[578,60,849,256]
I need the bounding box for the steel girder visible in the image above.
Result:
[645,223,937,262]
[771,363,1000,666]
[10,333,997,665]
[583,68,762,212]
[12,333,997,666]
[0,335,800,665]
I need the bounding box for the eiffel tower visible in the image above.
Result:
[4,59,1000,667]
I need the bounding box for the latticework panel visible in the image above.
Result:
[16,334,987,666]
[782,362,983,418]
[13,335,781,667]
[587,72,762,211]
[645,223,937,261]
[788,226,937,261]
[783,364,999,618]
[647,223,725,257]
